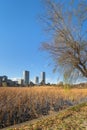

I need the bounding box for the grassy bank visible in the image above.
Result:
[3,102,87,130]
[0,87,87,129]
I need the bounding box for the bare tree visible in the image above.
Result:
[41,0,87,82]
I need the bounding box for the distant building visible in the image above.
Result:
[18,79,24,86]
[7,79,17,86]
[35,76,39,85]
[23,70,30,85]
[41,72,46,85]
[0,76,8,86]
[0,75,18,87]
[2,75,8,82]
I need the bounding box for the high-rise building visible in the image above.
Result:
[35,76,39,85]
[41,72,46,85]
[23,70,30,85]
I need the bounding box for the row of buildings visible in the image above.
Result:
[19,71,46,86]
[0,71,46,86]
[0,76,18,86]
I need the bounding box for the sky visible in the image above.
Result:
[0,0,59,83]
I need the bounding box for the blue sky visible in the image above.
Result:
[0,0,59,83]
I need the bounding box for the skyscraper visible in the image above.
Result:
[35,76,39,85]
[23,70,29,85]
[41,72,46,85]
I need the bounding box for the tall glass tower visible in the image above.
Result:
[41,72,45,85]
[23,70,29,85]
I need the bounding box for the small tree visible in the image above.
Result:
[2,82,7,87]
[41,0,87,82]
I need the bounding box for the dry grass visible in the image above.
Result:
[0,86,87,129]
[7,102,87,130]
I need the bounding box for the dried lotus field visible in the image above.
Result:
[0,86,87,129]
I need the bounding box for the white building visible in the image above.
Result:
[18,79,24,86]
[35,76,39,85]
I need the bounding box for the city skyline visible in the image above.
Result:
[0,0,59,84]
[0,70,47,85]
[0,0,86,84]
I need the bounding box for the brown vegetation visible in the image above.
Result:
[0,86,87,128]
[6,102,87,130]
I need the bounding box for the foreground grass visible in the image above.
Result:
[5,102,87,130]
[1,87,87,129]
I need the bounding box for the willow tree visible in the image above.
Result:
[41,0,87,82]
